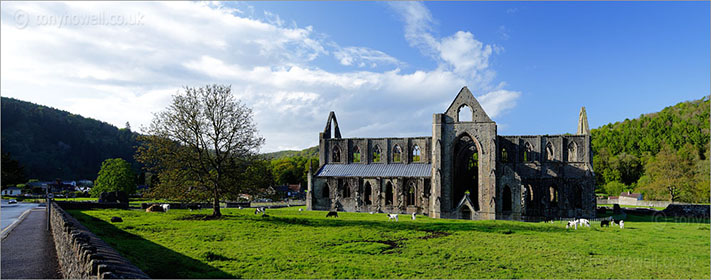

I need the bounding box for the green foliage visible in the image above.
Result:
[591,96,710,202]
[263,146,319,160]
[270,156,318,186]
[69,207,709,279]
[91,158,136,197]
[1,97,139,180]
[638,143,707,202]
[602,181,626,197]
[1,152,26,187]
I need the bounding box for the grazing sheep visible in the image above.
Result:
[369,211,374,215]
[254,207,266,215]
[299,208,303,212]
[146,204,164,213]
[601,220,610,227]
[388,214,399,222]
[566,220,578,229]
[326,211,338,218]
[160,204,170,212]
[579,219,591,227]
[238,206,242,210]
[411,213,416,220]
[619,220,624,229]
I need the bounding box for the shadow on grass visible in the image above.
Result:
[237,212,567,235]
[68,211,234,279]
[231,210,711,235]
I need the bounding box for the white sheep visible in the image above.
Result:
[160,204,170,212]
[619,220,625,229]
[388,214,399,222]
[411,213,417,220]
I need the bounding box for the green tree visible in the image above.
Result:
[91,158,136,197]
[638,144,697,202]
[135,85,264,217]
[1,153,26,188]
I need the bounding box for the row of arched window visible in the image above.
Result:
[322,181,421,206]
[499,141,578,163]
[332,143,422,163]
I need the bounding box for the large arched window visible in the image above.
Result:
[342,182,350,198]
[412,145,421,162]
[546,142,554,161]
[372,145,382,163]
[502,185,512,212]
[352,146,361,163]
[549,185,558,207]
[364,182,372,205]
[332,146,341,162]
[407,182,416,206]
[568,141,578,162]
[523,142,533,162]
[385,182,394,205]
[322,184,330,198]
[458,104,473,122]
[393,145,402,163]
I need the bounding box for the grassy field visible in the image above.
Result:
[67,207,710,279]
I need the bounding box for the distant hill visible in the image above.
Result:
[1,97,139,181]
[590,95,710,200]
[591,96,710,159]
[262,146,319,160]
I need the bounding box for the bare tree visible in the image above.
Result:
[136,84,264,217]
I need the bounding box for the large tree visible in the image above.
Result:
[136,85,264,217]
[1,153,26,188]
[91,158,136,197]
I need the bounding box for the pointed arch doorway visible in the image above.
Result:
[452,134,480,212]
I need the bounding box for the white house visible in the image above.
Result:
[2,187,22,196]
[619,191,643,205]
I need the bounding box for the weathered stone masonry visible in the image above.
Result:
[50,202,149,279]
[307,87,596,220]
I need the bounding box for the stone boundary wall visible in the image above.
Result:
[595,198,691,208]
[49,202,149,279]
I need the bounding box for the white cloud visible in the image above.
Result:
[333,46,400,68]
[1,1,520,152]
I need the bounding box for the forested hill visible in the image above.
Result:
[263,146,318,160]
[591,96,710,202]
[1,97,139,181]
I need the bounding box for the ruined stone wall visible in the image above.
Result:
[435,114,498,220]
[497,135,595,218]
[49,202,149,279]
[323,137,432,165]
[312,176,430,214]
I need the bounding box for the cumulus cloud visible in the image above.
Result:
[1,1,520,152]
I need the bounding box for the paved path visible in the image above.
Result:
[1,208,61,279]
[1,202,40,231]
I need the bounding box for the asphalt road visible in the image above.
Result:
[1,201,40,231]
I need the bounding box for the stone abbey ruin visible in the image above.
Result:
[307,87,595,220]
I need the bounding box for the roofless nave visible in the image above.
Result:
[307,87,595,220]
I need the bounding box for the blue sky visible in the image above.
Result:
[2,1,708,152]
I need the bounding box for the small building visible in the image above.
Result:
[619,191,643,205]
[2,187,22,196]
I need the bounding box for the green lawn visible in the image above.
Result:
[67,207,710,279]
